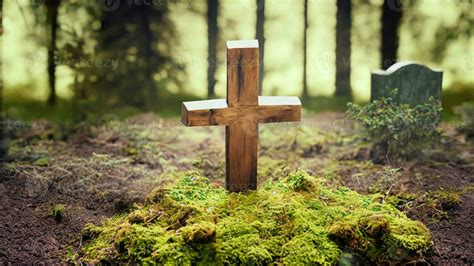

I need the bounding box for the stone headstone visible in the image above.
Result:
[371,62,443,107]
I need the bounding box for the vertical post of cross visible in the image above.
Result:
[225,40,259,191]
[181,40,301,192]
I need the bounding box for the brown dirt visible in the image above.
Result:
[424,192,474,264]
[0,112,473,264]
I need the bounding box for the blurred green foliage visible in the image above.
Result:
[442,83,474,120]
[454,101,474,141]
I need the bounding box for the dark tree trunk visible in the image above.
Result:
[207,0,218,98]
[96,1,175,110]
[255,0,265,94]
[140,6,155,110]
[46,0,60,106]
[302,0,308,98]
[334,0,352,99]
[381,0,403,70]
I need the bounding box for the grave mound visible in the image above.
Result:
[74,170,432,264]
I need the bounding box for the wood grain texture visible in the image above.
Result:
[226,122,258,191]
[181,97,301,127]
[227,44,259,107]
[180,40,302,192]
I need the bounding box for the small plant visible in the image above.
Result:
[347,91,442,162]
[369,167,401,194]
[454,101,474,141]
[52,204,65,222]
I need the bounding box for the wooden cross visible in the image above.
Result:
[181,40,301,192]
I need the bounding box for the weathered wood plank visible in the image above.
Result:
[227,41,259,107]
[181,96,301,126]
[180,39,302,192]
[226,122,258,191]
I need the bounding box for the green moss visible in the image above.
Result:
[34,157,51,167]
[52,204,65,222]
[180,222,216,244]
[430,190,462,209]
[257,157,291,181]
[387,189,464,225]
[74,170,432,264]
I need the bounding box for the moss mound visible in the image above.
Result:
[74,171,432,264]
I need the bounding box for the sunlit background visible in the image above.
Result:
[1,0,473,122]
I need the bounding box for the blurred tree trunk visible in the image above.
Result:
[140,6,155,110]
[255,0,265,94]
[0,0,6,160]
[46,0,60,106]
[381,0,403,70]
[97,2,176,110]
[207,0,218,98]
[334,0,352,99]
[302,0,308,98]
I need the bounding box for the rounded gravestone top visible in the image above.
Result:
[372,61,442,75]
[370,61,443,107]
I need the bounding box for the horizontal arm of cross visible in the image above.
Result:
[181,96,301,127]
